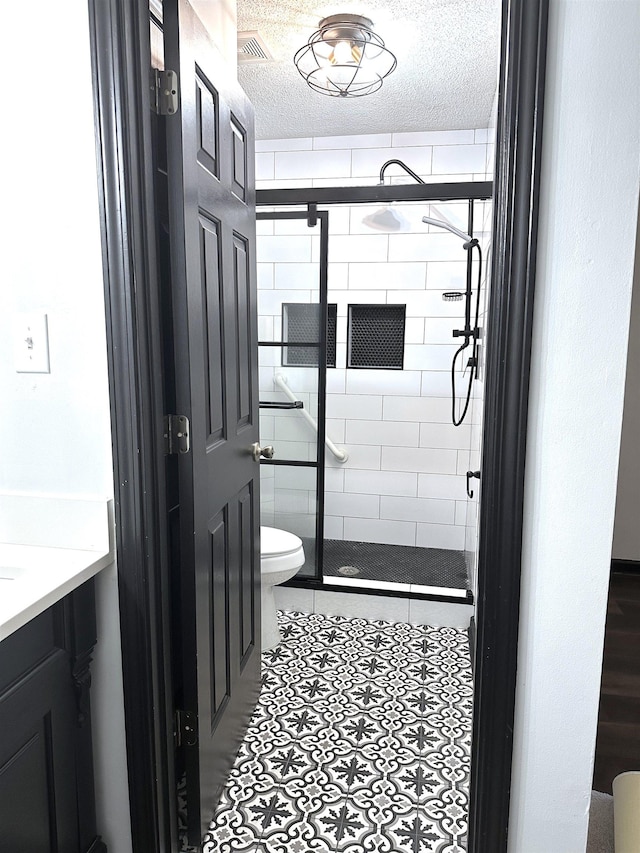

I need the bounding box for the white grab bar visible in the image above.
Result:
[274,374,348,463]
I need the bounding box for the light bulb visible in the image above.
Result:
[332,40,353,64]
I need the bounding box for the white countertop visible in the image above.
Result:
[0,494,113,641]
[0,543,113,642]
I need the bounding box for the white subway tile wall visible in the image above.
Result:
[256,130,492,559]
[343,469,418,498]
[351,146,432,179]
[256,137,313,152]
[432,143,488,175]
[392,130,475,147]
[274,149,352,181]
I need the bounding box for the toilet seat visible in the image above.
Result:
[260,526,304,574]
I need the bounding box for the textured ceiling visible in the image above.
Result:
[236,0,501,139]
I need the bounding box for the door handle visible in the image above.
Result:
[251,442,275,462]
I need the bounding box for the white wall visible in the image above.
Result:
[192,0,238,69]
[612,218,640,562]
[508,3,640,851]
[1,3,131,851]
[256,131,492,560]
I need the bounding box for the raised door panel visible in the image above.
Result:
[230,116,247,202]
[238,483,256,665]
[233,233,252,431]
[199,213,225,444]
[207,509,230,732]
[195,67,218,177]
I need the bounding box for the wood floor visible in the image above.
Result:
[593,571,640,794]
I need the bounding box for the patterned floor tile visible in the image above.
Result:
[420,787,469,838]
[348,776,416,832]
[386,809,453,853]
[310,797,372,849]
[390,759,445,801]
[282,763,350,809]
[201,610,472,853]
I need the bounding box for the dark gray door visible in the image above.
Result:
[163,0,261,843]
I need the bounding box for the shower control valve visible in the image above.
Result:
[453,327,481,340]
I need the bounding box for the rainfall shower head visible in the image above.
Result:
[362,206,410,232]
[442,292,465,302]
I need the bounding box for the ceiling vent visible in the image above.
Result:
[238,31,273,63]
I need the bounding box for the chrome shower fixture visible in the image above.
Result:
[421,215,474,246]
[361,206,410,232]
[373,156,484,429]
[378,158,424,185]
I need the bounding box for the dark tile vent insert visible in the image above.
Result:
[282,303,336,368]
[326,304,337,368]
[347,304,405,370]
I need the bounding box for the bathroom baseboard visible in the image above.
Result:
[611,558,640,574]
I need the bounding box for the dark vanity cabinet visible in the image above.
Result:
[0,580,105,853]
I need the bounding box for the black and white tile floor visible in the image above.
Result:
[202,610,472,853]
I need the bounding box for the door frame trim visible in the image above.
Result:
[468,0,548,848]
[88,0,176,850]
[88,0,549,850]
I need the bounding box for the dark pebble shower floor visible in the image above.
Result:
[300,538,470,590]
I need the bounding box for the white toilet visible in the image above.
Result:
[260,526,305,651]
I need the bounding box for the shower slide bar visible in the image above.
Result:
[274,374,348,463]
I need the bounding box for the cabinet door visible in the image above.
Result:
[0,651,78,852]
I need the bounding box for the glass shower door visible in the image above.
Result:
[256,209,329,580]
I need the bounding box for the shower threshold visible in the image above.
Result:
[300,538,470,597]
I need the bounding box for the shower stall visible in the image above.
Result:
[256,179,492,602]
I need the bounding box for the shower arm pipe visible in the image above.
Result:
[378,159,426,186]
[274,374,348,463]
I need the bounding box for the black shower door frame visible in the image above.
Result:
[256,185,491,604]
[257,208,329,584]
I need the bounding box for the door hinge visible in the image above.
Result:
[164,415,190,455]
[151,68,179,115]
[174,709,198,747]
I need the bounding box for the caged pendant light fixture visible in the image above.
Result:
[293,14,397,98]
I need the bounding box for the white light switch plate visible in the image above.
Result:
[14,313,50,373]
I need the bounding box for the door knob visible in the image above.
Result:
[251,442,275,462]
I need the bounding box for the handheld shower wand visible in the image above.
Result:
[421,215,473,245]
[421,212,482,427]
